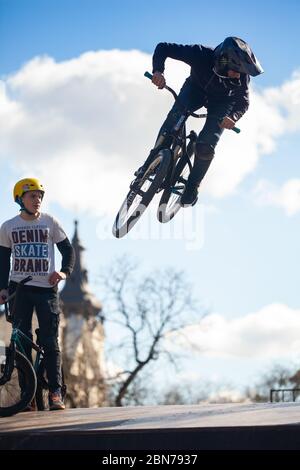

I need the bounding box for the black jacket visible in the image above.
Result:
[152,42,250,122]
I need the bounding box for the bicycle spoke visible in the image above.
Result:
[0,365,22,408]
[0,348,36,416]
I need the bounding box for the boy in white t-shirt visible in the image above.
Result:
[0,178,75,410]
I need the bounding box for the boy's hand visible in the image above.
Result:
[0,289,8,305]
[219,116,236,129]
[152,71,166,89]
[48,271,67,286]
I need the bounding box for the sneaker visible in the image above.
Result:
[49,390,65,410]
[180,184,199,207]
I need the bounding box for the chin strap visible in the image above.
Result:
[16,196,36,216]
[213,67,241,88]
[20,207,36,216]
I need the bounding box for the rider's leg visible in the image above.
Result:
[134,109,181,179]
[181,142,215,206]
[181,101,229,206]
[135,78,204,178]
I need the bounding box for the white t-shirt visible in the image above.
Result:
[0,213,67,288]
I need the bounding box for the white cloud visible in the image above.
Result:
[0,50,188,215]
[0,50,299,214]
[202,86,286,198]
[262,70,300,133]
[254,178,300,215]
[170,304,300,359]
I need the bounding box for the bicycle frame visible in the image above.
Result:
[152,104,197,193]
[11,328,44,366]
[0,329,43,384]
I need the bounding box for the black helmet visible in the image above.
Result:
[213,37,264,78]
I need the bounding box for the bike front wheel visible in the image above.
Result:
[0,348,37,417]
[112,149,171,238]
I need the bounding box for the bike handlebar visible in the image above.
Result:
[144,71,241,134]
[2,276,33,304]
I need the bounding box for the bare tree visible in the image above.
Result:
[100,256,202,406]
[160,379,247,405]
[245,363,296,402]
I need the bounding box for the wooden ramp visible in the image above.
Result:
[1,402,300,450]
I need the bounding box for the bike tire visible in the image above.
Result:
[0,348,37,417]
[112,149,171,238]
[158,151,195,223]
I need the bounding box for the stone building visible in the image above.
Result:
[60,221,106,408]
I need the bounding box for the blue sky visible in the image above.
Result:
[1,0,300,86]
[1,0,300,396]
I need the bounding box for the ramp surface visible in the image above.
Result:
[1,402,300,450]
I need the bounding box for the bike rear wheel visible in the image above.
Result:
[112,149,171,238]
[0,348,36,417]
[158,152,195,223]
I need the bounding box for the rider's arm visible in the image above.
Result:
[228,75,250,122]
[56,238,75,277]
[51,215,75,277]
[152,43,203,74]
[0,245,11,291]
[0,222,11,292]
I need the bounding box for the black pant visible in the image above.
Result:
[154,77,234,186]
[9,282,62,392]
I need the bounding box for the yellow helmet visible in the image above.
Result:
[13,178,45,202]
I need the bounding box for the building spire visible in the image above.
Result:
[60,220,102,318]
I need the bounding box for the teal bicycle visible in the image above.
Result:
[0,276,66,417]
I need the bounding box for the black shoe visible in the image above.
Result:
[180,184,199,207]
[134,148,159,181]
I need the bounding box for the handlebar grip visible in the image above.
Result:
[144,71,153,80]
